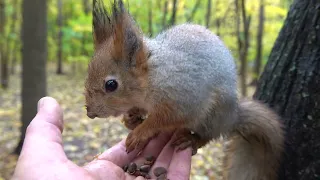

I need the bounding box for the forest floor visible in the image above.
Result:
[0,64,256,180]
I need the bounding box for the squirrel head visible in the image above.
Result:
[84,0,149,119]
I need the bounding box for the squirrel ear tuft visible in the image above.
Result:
[92,0,112,46]
[92,0,147,70]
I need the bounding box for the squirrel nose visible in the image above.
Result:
[87,112,97,119]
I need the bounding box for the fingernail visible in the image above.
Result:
[37,98,45,112]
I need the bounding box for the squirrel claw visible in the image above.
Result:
[171,129,201,156]
[125,129,152,155]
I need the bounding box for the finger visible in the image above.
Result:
[124,174,145,180]
[15,97,68,172]
[21,97,66,159]
[90,139,140,167]
[124,132,172,179]
[132,132,173,166]
[167,147,192,180]
[83,133,171,180]
[83,139,140,180]
[149,137,175,178]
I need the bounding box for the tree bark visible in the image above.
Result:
[251,0,265,86]
[15,0,47,155]
[254,0,320,179]
[170,0,177,26]
[205,0,212,28]
[56,0,63,74]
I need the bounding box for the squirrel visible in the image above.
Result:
[84,0,285,179]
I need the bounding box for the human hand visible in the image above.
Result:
[12,97,192,180]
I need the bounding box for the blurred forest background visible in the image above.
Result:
[0,0,294,179]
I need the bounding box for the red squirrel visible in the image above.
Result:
[84,1,284,179]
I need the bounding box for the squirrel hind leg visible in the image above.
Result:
[171,128,211,155]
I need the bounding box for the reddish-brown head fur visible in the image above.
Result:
[85,0,149,119]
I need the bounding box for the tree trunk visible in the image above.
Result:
[10,43,18,75]
[237,0,250,97]
[0,0,4,38]
[82,0,90,14]
[253,0,320,179]
[205,0,212,28]
[235,0,243,94]
[170,0,177,26]
[81,0,90,59]
[8,0,19,75]
[162,0,168,30]
[15,0,47,155]
[56,0,63,74]
[0,0,8,89]
[217,3,232,38]
[148,0,153,37]
[215,4,220,35]
[1,52,9,89]
[251,0,265,86]
[186,0,201,22]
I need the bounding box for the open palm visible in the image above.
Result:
[12,97,192,180]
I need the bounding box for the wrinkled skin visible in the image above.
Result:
[12,97,192,180]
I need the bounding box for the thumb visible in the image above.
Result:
[18,97,68,164]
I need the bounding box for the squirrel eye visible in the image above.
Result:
[104,79,118,92]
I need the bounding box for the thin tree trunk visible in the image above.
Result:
[186,0,201,22]
[9,0,19,75]
[15,0,47,155]
[4,0,18,84]
[148,0,153,37]
[1,53,8,89]
[0,0,4,44]
[170,0,178,26]
[0,0,8,89]
[82,0,90,14]
[235,0,243,86]
[251,0,264,86]
[10,43,18,75]
[162,0,168,30]
[217,3,232,38]
[215,0,220,35]
[81,0,90,58]
[205,0,212,28]
[239,0,250,97]
[8,0,18,62]
[235,0,241,53]
[56,0,63,74]
[156,1,162,9]
[254,1,320,179]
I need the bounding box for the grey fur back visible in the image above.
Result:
[144,23,238,134]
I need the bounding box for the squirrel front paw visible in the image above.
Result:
[123,107,148,130]
[125,127,158,154]
[171,129,208,155]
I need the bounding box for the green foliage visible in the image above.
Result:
[2,0,290,74]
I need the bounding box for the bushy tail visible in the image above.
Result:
[223,99,284,180]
